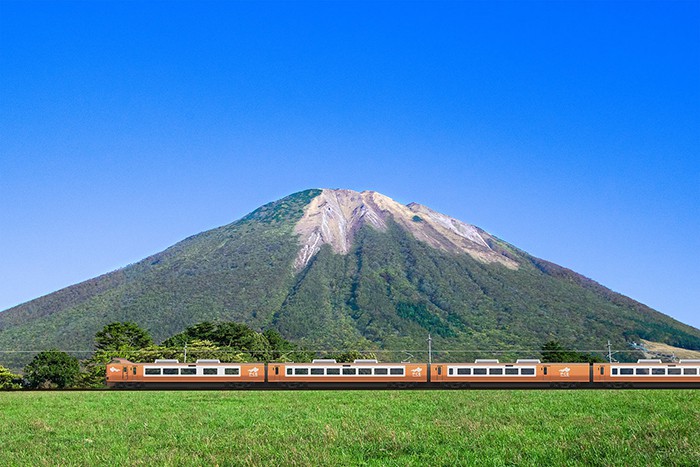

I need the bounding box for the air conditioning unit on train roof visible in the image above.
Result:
[312,359,337,364]
[637,359,662,363]
[679,359,700,363]
[196,359,221,364]
[154,359,179,363]
[474,359,499,364]
[516,359,541,364]
[354,359,379,364]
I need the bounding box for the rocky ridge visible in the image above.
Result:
[293,189,518,270]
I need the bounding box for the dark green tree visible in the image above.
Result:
[541,340,606,363]
[95,322,153,351]
[162,321,267,354]
[263,329,292,350]
[161,321,312,362]
[24,350,80,389]
[541,341,572,362]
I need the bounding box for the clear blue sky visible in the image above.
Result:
[1,1,699,330]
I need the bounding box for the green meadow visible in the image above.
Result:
[1,390,698,466]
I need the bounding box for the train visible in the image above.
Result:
[106,357,700,389]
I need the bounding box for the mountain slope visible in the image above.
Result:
[1,188,699,368]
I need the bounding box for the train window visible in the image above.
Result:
[326,368,340,375]
[473,368,487,375]
[668,368,681,375]
[457,368,471,375]
[358,368,372,375]
[543,367,548,376]
[145,368,161,375]
[343,368,356,375]
[684,368,698,375]
[505,368,518,375]
[274,367,279,375]
[521,368,535,376]
[652,368,665,376]
[390,368,404,376]
[224,368,240,376]
[636,368,649,375]
[132,367,137,375]
[286,368,293,376]
[448,368,454,376]
[203,368,218,375]
[612,368,618,375]
[374,368,388,375]
[295,368,309,375]
[310,368,324,375]
[489,368,503,375]
[437,366,442,376]
[620,368,633,375]
[181,368,196,375]
[163,368,178,375]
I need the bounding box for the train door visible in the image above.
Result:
[432,365,444,382]
[593,364,607,383]
[121,365,136,381]
[269,364,281,382]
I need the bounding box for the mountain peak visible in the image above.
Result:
[293,188,518,270]
[2,187,699,370]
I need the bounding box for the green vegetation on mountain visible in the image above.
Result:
[0,190,320,369]
[1,188,698,370]
[273,220,700,360]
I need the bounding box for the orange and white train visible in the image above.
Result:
[106,357,700,389]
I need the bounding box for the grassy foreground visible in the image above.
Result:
[1,390,698,466]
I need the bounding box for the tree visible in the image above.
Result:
[541,341,572,363]
[160,321,314,362]
[24,350,80,389]
[541,340,606,363]
[0,365,21,390]
[95,322,153,351]
[163,321,262,348]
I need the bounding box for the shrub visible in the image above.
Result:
[24,350,80,389]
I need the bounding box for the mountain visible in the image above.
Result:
[1,188,699,368]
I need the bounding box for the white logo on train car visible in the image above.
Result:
[248,367,259,377]
[109,367,120,373]
[411,367,422,377]
[559,367,571,377]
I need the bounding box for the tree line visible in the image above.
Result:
[0,321,373,389]
[0,319,604,389]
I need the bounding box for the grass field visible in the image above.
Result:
[1,390,699,466]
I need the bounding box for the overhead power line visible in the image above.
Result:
[0,348,646,354]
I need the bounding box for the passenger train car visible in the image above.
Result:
[106,357,700,389]
[107,358,265,389]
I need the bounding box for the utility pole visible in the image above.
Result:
[607,340,615,363]
[427,334,433,364]
[184,342,188,363]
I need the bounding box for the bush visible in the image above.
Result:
[24,350,80,389]
[0,365,21,389]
